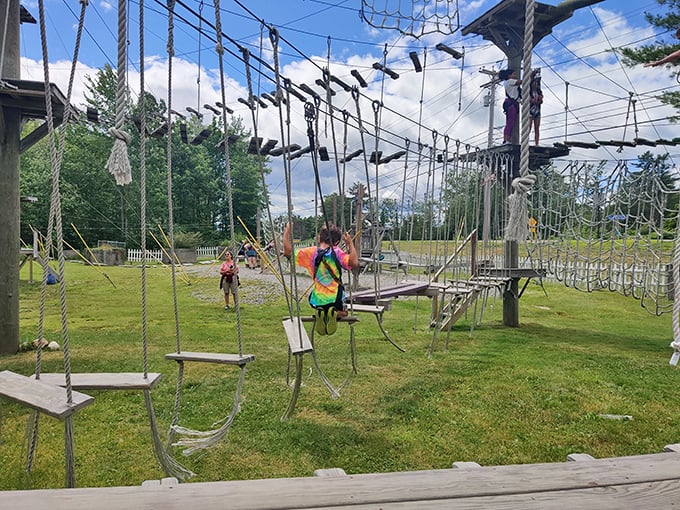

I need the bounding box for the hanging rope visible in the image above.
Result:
[505,0,536,242]
[166,0,251,455]
[33,0,84,487]
[105,0,132,186]
[134,0,193,480]
[669,200,680,365]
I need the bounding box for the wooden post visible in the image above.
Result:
[0,0,22,354]
[503,239,520,327]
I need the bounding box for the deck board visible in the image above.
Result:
[33,372,163,391]
[350,281,430,303]
[0,370,93,420]
[2,451,680,509]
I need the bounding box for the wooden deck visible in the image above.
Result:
[2,450,680,508]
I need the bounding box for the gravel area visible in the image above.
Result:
[185,259,387,306]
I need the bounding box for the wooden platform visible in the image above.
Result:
[0,370,93,420]
[3,450,680,508]
[33,372,163,391]
[349,281,431,303]
[165,352,255,365]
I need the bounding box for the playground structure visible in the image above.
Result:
[2,0,680,501]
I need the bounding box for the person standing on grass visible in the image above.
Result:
[219,250,239,309]
[244,242,258,269]
[283,222,358,336]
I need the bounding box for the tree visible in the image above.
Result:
[20,65,270,251]
[620,0,680,116]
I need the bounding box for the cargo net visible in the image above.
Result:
[360,0,460,39]
[527,159,677,316]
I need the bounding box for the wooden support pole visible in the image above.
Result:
[0,0,22,354]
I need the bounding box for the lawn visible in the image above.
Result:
[0,260,677,490]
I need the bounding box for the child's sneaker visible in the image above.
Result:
[315,308,327,335]
[325,308,337,335]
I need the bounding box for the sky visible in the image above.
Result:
[17,0,680,219]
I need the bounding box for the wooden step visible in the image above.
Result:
[0,370,93,420]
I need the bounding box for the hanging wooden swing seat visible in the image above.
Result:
[0,370,93,420]
[165,352,255,366]
[32,372,163,391]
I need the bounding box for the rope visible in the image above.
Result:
[269,29,298,319]
[505,0,535,243]
[34,0,85,486]
[105,0,132,186]
[670,199,680,363]
[135,0,192,480]
[165,0,250,453]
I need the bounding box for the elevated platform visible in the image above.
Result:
[3,449,680,509]
[458,144,570,172]
[0,79,68,153]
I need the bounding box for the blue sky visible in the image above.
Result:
[19,0,680,216]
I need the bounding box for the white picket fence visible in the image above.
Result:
[127,246,221,263]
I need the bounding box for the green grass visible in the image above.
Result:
[0,261,677,490]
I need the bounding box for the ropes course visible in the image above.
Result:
[6,0,680,489]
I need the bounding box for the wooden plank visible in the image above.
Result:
[165,352,255,365]
[0,370,93,420]
[313,468,347,477]
[477,268,546,278]
[452,461,481,469]
[350,281,430,302]
[283,318,313,355]
[3,452,680,509]
[347,304,385,315]
[567,453,595,462]
[33,372,163,391]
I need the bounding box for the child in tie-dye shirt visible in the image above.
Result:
[283,223,358,335]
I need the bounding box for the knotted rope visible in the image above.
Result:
[105,0,132,185]
[505,0,536,242]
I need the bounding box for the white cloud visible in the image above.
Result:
[23,2,680,218]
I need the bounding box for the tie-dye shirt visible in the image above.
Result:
[295,245,351,308]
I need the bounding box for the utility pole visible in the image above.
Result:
[479,67,499,149]
[479,68,499,253]
[0,1,23,354]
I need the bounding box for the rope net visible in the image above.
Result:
[527,159,676,316]
[360,0,460,39]
[433,152,675,320]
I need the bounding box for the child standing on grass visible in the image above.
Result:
[219,250,239,309]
